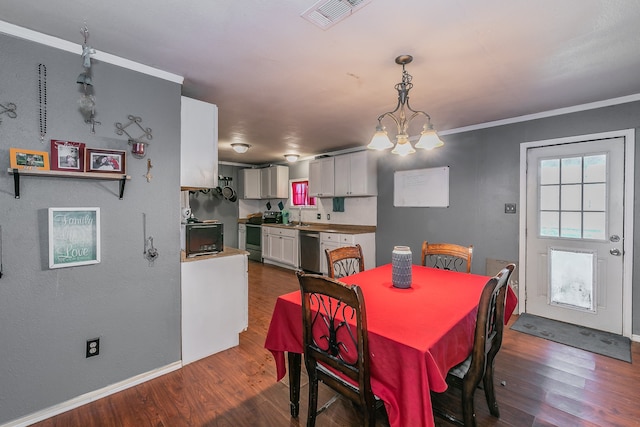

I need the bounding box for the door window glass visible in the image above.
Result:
[538,153,607,240]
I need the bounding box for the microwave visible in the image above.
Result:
[181,222,224,257]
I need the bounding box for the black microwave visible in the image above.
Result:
[182,222,224,257]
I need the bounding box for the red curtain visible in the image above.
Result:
[291,181,316,206]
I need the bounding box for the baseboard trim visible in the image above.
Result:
[632,334,640,343]
[2,361,182,427]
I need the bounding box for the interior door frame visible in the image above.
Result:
[518,129,635,338]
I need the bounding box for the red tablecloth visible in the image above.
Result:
[264,264,517,427]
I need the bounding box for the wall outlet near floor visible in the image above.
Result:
[504,203,517,214]
[316,213,321,220]
[327,214,330,220]
[86,338,100,358]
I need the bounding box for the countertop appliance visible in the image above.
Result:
[182,222,224,257]
[263,211,283,224]
[299,230,321,273]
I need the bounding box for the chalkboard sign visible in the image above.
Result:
[48,207,101,268]
[394,166,449,207]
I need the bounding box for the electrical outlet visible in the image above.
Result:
[316,213,321,220]
[86,338,100,358]
[327,214,330,220]
[504,203,517,214]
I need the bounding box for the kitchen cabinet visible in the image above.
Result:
[181,250,248,365]
[320,232,376,275]
[242,168,261,199]
[262,226,299,269]
[180,96,218,189]
[261,165,289,199]
[334,151,377,197]
[309,157,334,197]
[238,223,246,250]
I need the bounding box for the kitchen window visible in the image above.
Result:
[290,179,316,207]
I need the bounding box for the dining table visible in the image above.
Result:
[264,263,517,427]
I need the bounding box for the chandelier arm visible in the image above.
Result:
[407,110,432,128]
[376,110,403,132]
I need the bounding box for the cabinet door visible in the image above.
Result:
[261,227,270,257]
[269,234,283,261]
[243,169,261,199]
[180,97,218,189]
[282,236,297,267]
[320,240,341,275]
[260,166,290,199]
[260,168,271,198]
[334,155,350,196]
[309,158,334,197]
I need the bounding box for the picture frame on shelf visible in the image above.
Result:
[85,148,126,174]
[48,207,101,269]
[9,148,50,171]
[50,140,85,172]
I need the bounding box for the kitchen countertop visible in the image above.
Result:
[181,246,248,263]
[245,221,376,234]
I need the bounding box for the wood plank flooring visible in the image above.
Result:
[33,261,640,426]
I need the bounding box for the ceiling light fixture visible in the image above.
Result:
[284,154,299,162]
[367,55,444,156]
[231,143,250,154]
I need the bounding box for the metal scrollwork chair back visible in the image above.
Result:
[296,271,382,427]
[432,263,515,427]
[326,244,365,279]
[421,241,473,273]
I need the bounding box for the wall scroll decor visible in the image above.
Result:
[0,101,17,125]
[48,207,101,269]
[77,24,100,133]
[114,115,153,159]
[50,140,86,172]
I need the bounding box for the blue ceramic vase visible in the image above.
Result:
[392,246,412,289]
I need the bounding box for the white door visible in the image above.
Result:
[524,134,632,334]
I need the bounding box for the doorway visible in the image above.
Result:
[519,130,634,336]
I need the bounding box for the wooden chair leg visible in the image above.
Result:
[307,372,319,427]
[461,380,477,427]
[483,359,500,418]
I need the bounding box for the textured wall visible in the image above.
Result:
[0,33,182,423]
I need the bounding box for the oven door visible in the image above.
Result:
[245,224,262,262]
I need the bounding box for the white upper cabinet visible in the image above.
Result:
[180,97,218,189]
[334,151,377,197]
[243,168,261,199]
[309,157,335,197]
[261,165,289,199]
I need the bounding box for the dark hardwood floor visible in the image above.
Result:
[33,261,640,427]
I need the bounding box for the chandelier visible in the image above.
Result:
[367,55,444,156]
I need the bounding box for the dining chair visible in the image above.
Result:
[296,270,384,427]
[421,241,473,273]
[325,244,365,279]
[432,263,515,427]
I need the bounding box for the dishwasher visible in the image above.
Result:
[299,230,321,274]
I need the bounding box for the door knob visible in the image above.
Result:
[610,248,621,256]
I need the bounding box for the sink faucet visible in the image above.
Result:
[299,207,305,226]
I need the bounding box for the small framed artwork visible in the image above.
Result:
[50,140,86,172]
[9,148,50,171]
[48,207,101,269]
[85,148,126,174]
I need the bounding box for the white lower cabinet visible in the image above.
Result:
[238,223,246,250]
[320,232,376,275]
[262,226,299,269]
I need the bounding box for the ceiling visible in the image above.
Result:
[2,1,640,165]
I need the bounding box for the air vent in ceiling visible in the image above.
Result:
[301,0,373,30]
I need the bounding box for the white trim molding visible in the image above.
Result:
[1,361,182,427]
[0,20,184,84]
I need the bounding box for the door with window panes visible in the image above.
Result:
[525,137,625,334]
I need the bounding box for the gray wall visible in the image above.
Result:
[0,34,182,423]
[189,163,241,247]
[375,101,640,335]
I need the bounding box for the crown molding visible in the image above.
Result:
[0,20,184,84]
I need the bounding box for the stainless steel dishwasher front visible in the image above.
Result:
[299,230,321,274]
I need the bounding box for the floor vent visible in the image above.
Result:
[301,0,373,30]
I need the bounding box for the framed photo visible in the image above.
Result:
[48,207,101,269]
[85,148,126,174]
[50,140,86,172]
[9,148,50,171]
